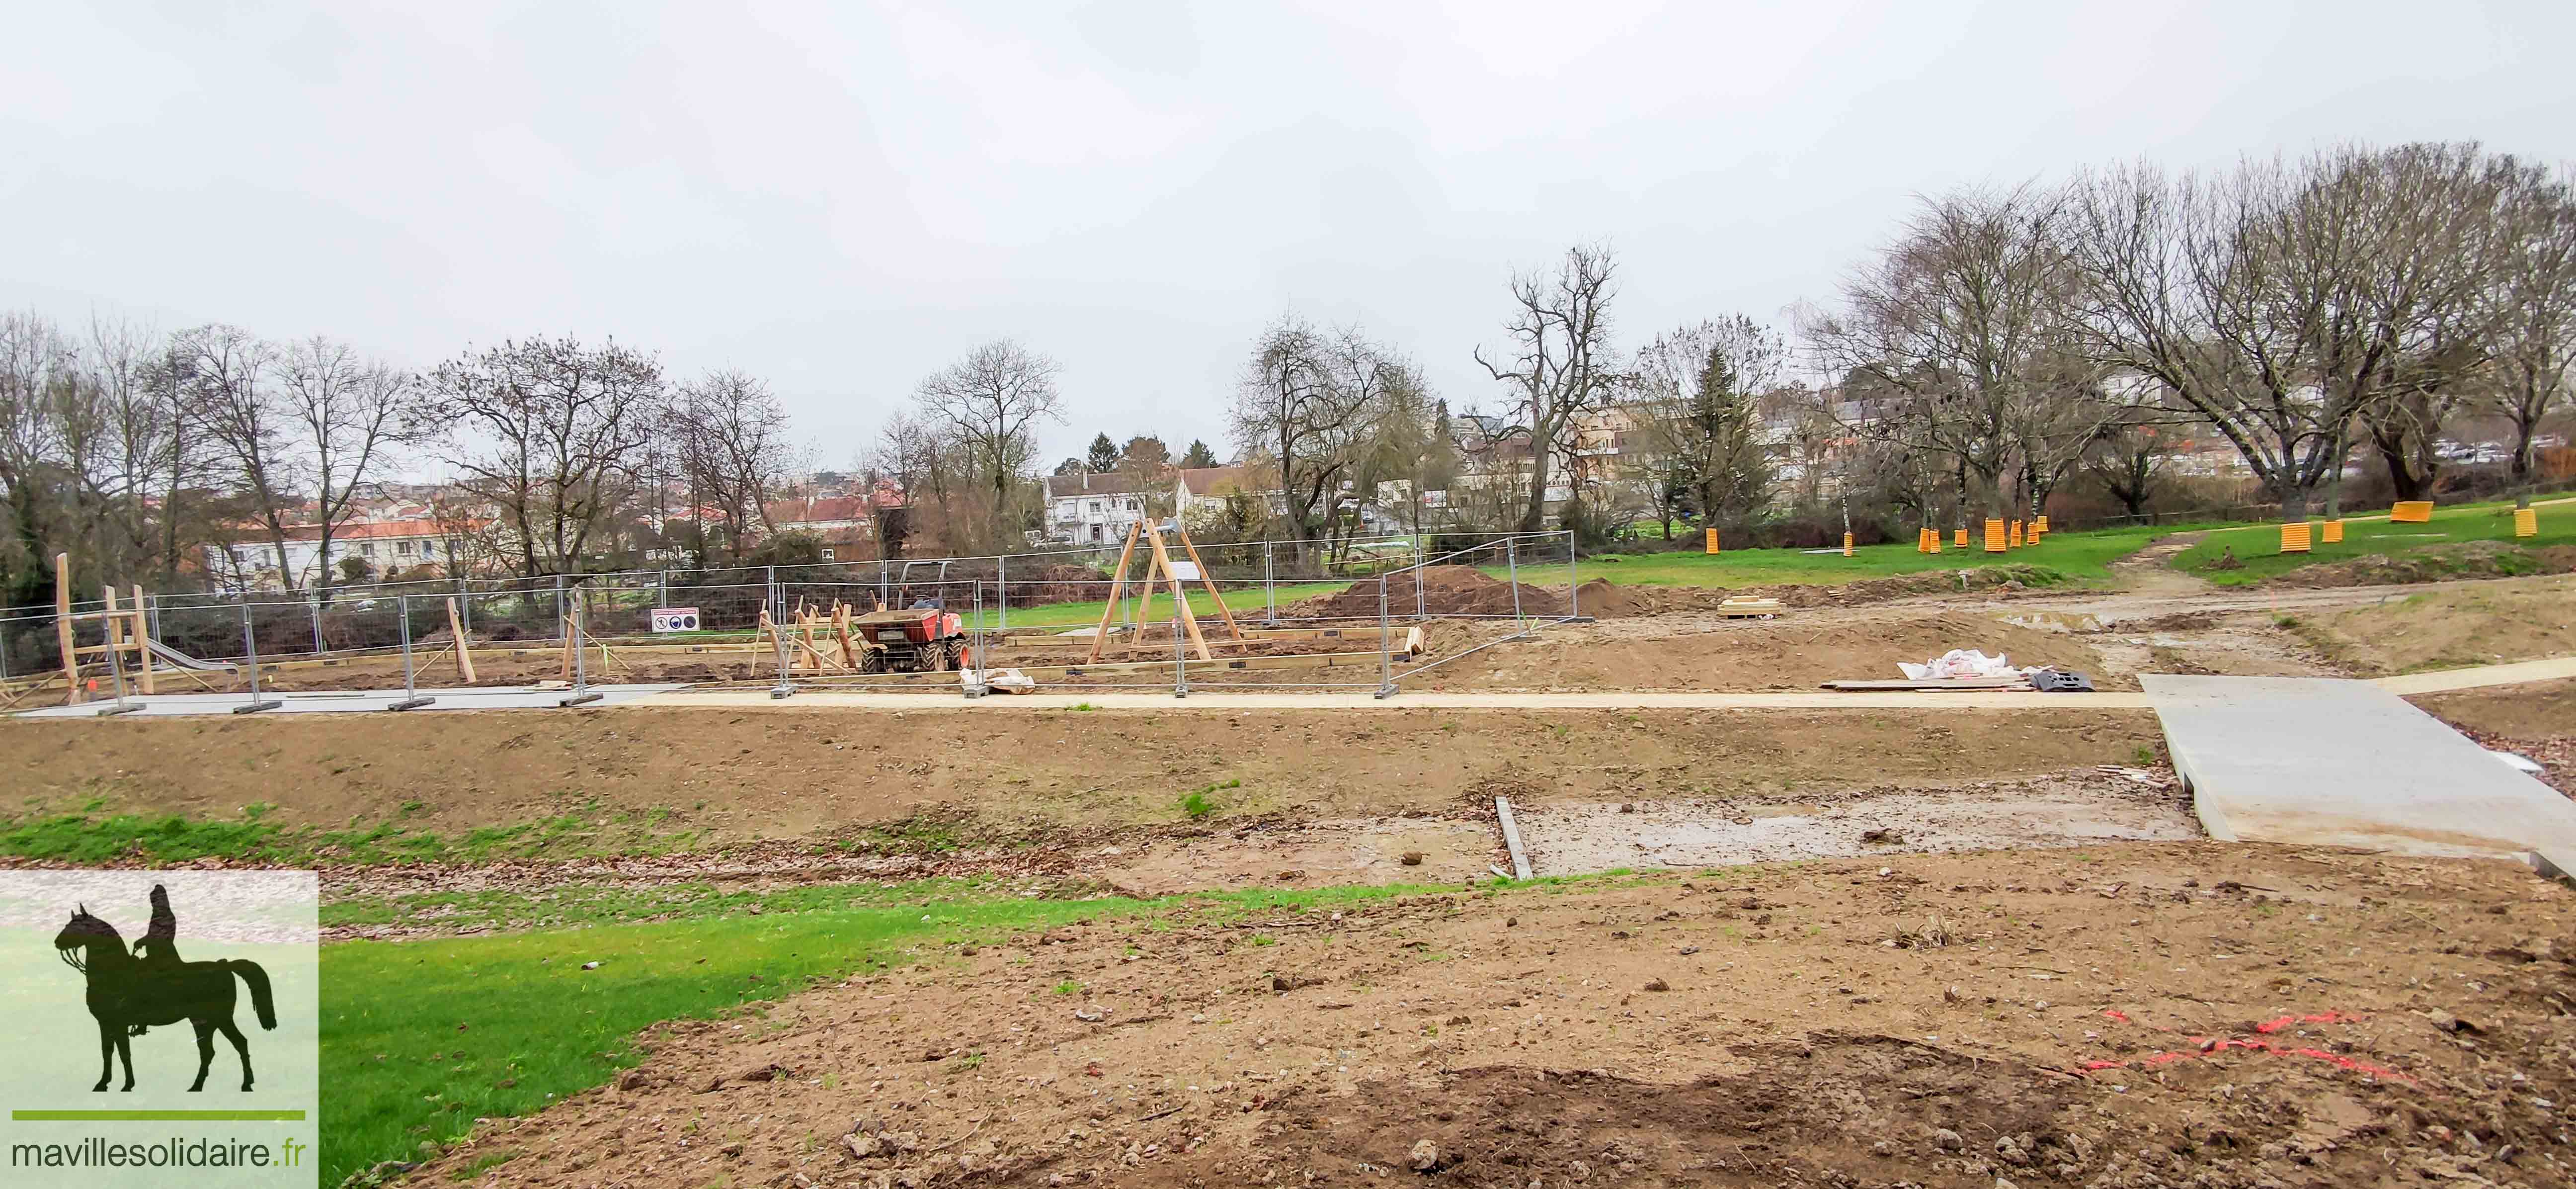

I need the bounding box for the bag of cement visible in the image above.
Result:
[1900,649,2013,680]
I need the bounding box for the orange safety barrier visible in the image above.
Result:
[1983,519,2007,553]
[1953,527,1968,548]
[2033,515,2049,536]
[2516,507,2539,538]
[1927,528,1942,554]
[2390,501,2433,523]
[1841,531,1854,557]
[1704,527,1721,555]
[2320,519,2343,544]
[2280,521,2312,553]
[2009,520,2024,548]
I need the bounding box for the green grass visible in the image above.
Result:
[315,879,1449,1184]
[0,811,708,867]
[2169,502,2576,586]
[1496,522,2206,590]
[964,581,1352,630]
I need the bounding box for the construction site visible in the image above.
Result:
[5,507,2576,1189]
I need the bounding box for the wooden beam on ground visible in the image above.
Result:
[446,597,477,682]
[56,553,82,705]
[1495,796,1534,880]
[1173,521,1244,640]
[1085,523,1142,664]
[1143,525,1212,662]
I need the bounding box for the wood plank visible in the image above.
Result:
[1143,525,1212,662]
[446,597,478,682]
[55,553,81,705]
[131,584,154,694]
[1495,796,1534,880]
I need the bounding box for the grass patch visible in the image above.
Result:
[2170,504,2576,586]
[963,581,1352,630]
[0,811,708,867]
[315,879,1460,1184]
[1496,523,2210,590]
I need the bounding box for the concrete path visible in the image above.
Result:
[2142,674,2576,874]
[11,684,683,718]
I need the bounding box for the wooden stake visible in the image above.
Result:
[1172,521,1244,640]
[560,615,577,681]
[56,553,82,705]
[1085,523,1142,664]
[833,601,858,671]
[445,597,477,682]
[1143,524,1212,662]
[130,584,154,694]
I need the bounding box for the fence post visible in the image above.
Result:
[1507,537,1526,636]
[308,597,324,655]
[657,569,669,612]
[965,580,986,699]
[1374,564,1395,699]
[1172,584,1188,699]
[456,576,472,634]
[996,555,1008,632]
[1263,542,1276,623]
[98,609,140,717]
[233,601,279,714]
[552,574,566,641]
[878,559,889,609]
[1415,556,1426,622]
[560,586,602,706]
[768,578,794,700]
[392,594,433,710]
[1566,531,1581,620]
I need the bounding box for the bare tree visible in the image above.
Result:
[1475,244,1622,534]
[423,336,665,580]
[273,336,420,599]
[1817,184,2109,524]
[912,339,1063,543]
[1634,316,1782,533]
[175,325,302,586]
[2484,163,2576,504]
[2064,146,2531,520]
[1230,316,1401,562]
[667,368,802,564]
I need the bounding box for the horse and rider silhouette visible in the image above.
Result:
[51,884,278,1093]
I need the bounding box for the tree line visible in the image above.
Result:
[0,319,804,610]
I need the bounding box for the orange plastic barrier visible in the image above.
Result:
[1983,519,2007,553]
[2390,501,2433,523]
[2009,520,2025,548]
[1704,527,1721,555]
[2320,519,2344,544]
[2280,521,2312,554]
[2515,508,2539,538]
[1841,531,1854,557]
[1953,528,1968,548]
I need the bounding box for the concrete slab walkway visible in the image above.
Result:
[10,684,683,717]
[2141,674,2576,874]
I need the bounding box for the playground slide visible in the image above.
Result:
[143,638,239,674]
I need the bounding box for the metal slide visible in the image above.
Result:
[141,638,239,674]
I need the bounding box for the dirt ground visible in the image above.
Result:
[1410,608,2123,692]
[408,842,2576,1189]
[2284,574,2576,676]
[0,707,2165,844]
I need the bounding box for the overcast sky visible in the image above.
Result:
[6,1,2572,475]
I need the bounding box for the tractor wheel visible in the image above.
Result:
[944,639,967,671]
[928,643,951,673]
[859,649,887,675]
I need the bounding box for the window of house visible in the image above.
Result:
[396,540,413,556]
[361,542,378,558]
[1087,501,1102,514]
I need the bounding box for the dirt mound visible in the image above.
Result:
[2269,539,2575,589]
[1289,565,1584,618]
[2288,573,2576,675]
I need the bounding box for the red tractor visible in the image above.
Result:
[850,603,969,673]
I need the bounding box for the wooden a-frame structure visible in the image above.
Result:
[1085,520,1244,664]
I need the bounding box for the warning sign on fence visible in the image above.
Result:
[649,606,701,633]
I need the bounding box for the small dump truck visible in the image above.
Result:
[850,603,968,673]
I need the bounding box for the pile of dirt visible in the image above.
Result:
[2269,539,2576,589]
[1288,565,1586,619]
[403,842,2576,1189]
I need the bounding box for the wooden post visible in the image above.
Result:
[56,554,83,704]
[129,584,155,694]
[1085,523,1143,664]
[833,601,858,670]
[1172,521,1244,640]
[445,597,477,682]
[560,615,577,681]
[1144,525,1212,662]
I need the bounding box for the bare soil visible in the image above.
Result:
[2264,540,2576,588]
[1410,608,2120,691]
[2285,574,2576,676]
[0,707,2163,844]
[408,842,2576,1189]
